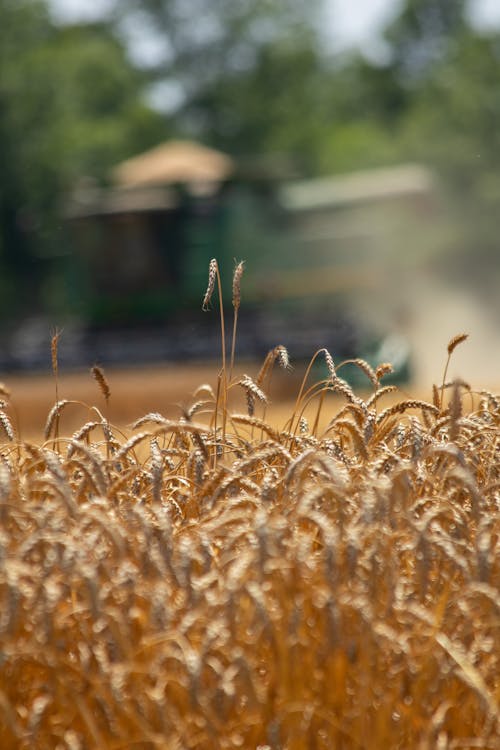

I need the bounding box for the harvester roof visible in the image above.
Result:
[112,140,235,189]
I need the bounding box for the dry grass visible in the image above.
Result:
[0,266,499,749]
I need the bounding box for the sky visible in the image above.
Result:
[49,0,500,53]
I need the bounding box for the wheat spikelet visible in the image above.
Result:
[185,400,212,420]
[439,333,470,409]
[63,415,115,461]
[284,447,322,487]
[376,399,439,425]
[0,411,15,442]
[50,328,62,377]
[276,344,290,371]
[447,333,469,356]
[479,390,500,413]
[335,419,368,460]
[192,383,216,401]
[188,426,209,460]
[365,385,397,409]
[331,376,360,407]
[370,415,399,448]
[187,448,206,487]
[375,362,394,381]
[363,411,376,443]
[299,417,309,434]
[232,260,244,310]
[133,412,170,429]
[202,258,217,310]
[322,348,336,381]
[91,365,111,405]
[230,414,280,442]
[327,402,367,429]
[244,390,255,417]
[321,438,351,466]
[0,459,11,504]
[342,358,378,387]
[44,400,72,440]
[256,345,290,386]
[68,440,107,494]
[41,448,67,482]
[235,444,292,476]
[237,374,268,417]
[152,420,212,441]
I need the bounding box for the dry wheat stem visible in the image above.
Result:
[287,348,336,438]
[229,260,244,380]
[91,365,111,406]
[441,333,469,409]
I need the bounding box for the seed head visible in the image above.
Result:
[232,260,244,310]
[202,258,217,311]
[447,333,468,356]
[91,365,111,405]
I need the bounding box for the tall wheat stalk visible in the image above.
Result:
[203,258,228,465]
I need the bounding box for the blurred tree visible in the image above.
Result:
[313,55,408,174]
[366,0,500,296]
[0,0,51,311]
[0,0,168,318]
[187,34,328,169]
[2,0,499,324]
[398,28,500,291]
[384,0,467,80]
[46,23,170,182]
[115,0,326,166]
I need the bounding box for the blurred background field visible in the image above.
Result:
[6,360,366,443]
[4,362,296,442]
[1,0,499,395]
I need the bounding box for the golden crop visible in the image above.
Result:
[0,263,498,749]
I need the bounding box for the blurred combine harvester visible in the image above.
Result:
[63,140,434,374]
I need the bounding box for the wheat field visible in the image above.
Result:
[0,262,499,749]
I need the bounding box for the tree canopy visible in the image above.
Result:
[1,0,499,319]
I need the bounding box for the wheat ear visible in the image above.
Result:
[440,334,468,409]
[230,260,244,380]
[51,328,62,449]
[91,366,111,459]
[91,366,110,407]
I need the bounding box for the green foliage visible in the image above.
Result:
[384,0,467,80]
[1,0,500,321]
[391,27,500,285]
[191,36,328,168]
[118,0,325,168]
[0,0,168,317]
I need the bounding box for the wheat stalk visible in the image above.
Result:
[229,260,245,380]
[440,333,469,408]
